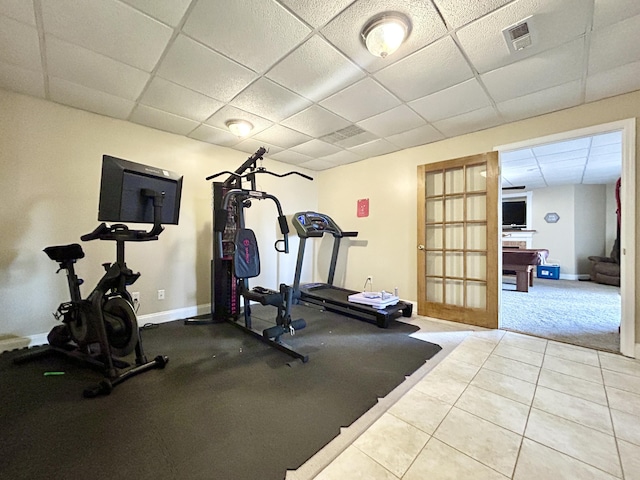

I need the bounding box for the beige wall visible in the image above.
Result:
[528,185,606,276]
[1,86,638,343]
[575,184,607,274]
[531,186,577,271]
[315,89,639,339]
[0,89,317,339]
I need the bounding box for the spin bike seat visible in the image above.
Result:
[44,244,85,263]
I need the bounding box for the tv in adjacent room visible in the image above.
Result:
[502,200,527,228]
[98,155,183,225]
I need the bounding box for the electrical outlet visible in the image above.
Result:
[158,289,165,300]
[131,292,140,303]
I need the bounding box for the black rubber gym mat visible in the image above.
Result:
[0,307,441,480]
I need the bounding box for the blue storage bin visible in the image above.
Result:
[537,264,560,279]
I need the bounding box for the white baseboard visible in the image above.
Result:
[0,304,211,354]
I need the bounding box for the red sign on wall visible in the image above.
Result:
[357,198,369,218]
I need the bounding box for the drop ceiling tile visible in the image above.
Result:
[533,138,591,156]
[140,77,224,122]
[409,79,492,122]
[188,124,242,147]
[539,158,586,170]
[481,39,584,103]
[593,0,640,30]
[501,158,538,170]
[432,106,502,138]
[583,174,620,184]
[253,124,312,149]
[49,76,135,119]
[433,0,511,29]
[386,124,445,149]
[589,143,621,156]
[320,149,363,166]
[120,0,191,26]
[591,131,622,147]
[0,60,44,97]
[589,14,640,74]
[321,0,447,73]
[496,80,582,123]
[47,37,150,100]
[375,36,474,102]
[183,0,310,73]
[158,35,256,102]
[130,104,200,135]
[41,0,172,72]
[320,78,401,123]
[356,105,424,137]
[0,16,40,70]
[269,150,314,165]
[234,138,283,156]
[299,158,335,171]
[290,139,342,157]
[456,0,591,74]
[281,105,350,137]
[230,77,312,122]
[585,60,640,103]
[278,0,353,28]
[1,0,36,25]
[205,106,273,136]
[587,153,622,165]
[267,35,365,102]
[349,139,399,158]
[501,149,534,162]
[332,130,378,148]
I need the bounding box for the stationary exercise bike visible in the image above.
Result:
[15,155,182,397]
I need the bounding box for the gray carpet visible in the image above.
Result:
[501,277,621,352]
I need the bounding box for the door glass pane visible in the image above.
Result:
[445,279,464,306]
[466,194,486,221]
[466,224,486,250]
[445,196,464,222]
[425,171,444,196]
[426,252,443,276]
[466,164,487,192]
[426,225,442,249]
[445,252,464,278]
[467,252,486,280]
[426,278,443,303]
[445,168,464,194]
[445,224,464,250]
[467,281,486,309]
[426,198,443,223]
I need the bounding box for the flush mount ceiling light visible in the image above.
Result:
[361,12,411,58]
[226,119,253,137]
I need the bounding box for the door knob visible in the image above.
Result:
[418,244,425,250]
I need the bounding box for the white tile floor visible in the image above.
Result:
[288,316,640,480]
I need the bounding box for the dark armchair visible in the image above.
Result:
[588,239,620,287]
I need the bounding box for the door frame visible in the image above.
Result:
[494,118,636,358]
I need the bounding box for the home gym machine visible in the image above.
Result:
[185,147,312,363]
[14,155,183,397]
[291,211,413,328]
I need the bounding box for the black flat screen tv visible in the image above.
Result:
[98,155,183,225]
[502,200,526,228]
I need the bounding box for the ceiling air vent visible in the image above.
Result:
[502,16,536,53]
[320,125,367,144]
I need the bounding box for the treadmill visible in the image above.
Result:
[291,211,413,328]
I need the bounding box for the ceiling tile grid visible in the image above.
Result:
[0,0,635,187]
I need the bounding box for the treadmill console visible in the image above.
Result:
[293,211,342,238]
